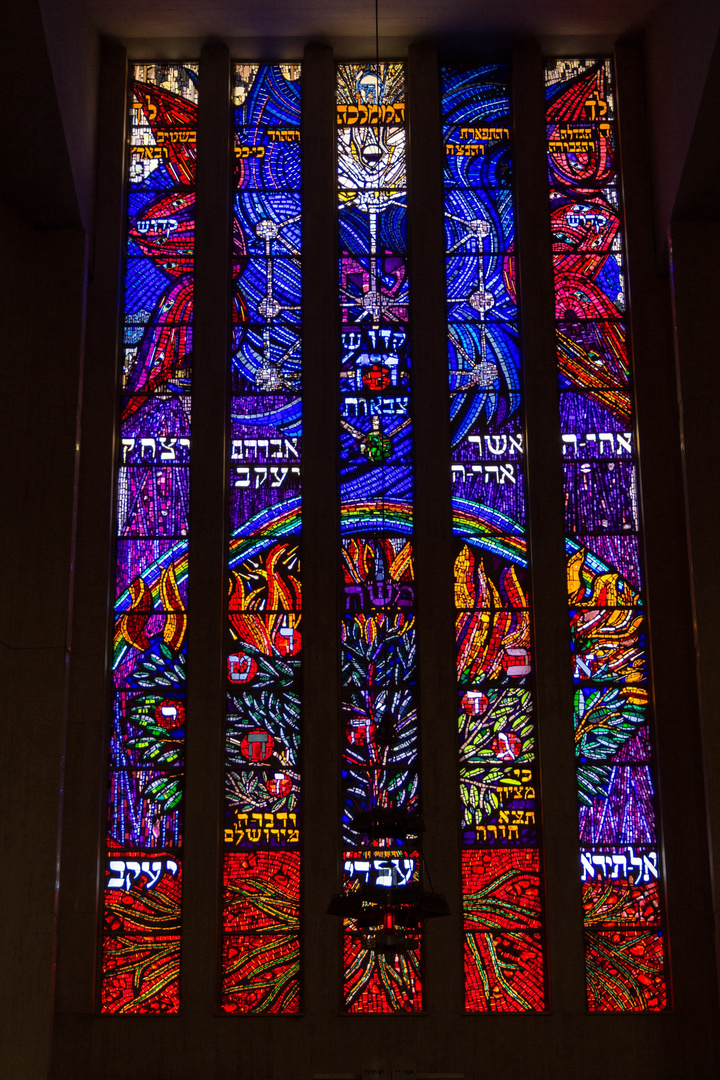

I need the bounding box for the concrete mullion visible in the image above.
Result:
[301,41,342,1016]
[407,42,462,1015]
[181,41,232,1016]
[512,40,586,1014]
[53,44,128,1026]
[616,37,719,1030]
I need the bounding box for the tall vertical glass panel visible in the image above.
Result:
[336,63,422,1013]
[221,62,303,1013]
[443,65,546,1012]
[102,63,198,1013]
[545,58,667,1010]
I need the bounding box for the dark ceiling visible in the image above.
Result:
[83,0,662,49]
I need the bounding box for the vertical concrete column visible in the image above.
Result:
[182,41,232,1016]
[301,40,342,1016]
[52,43,128,1060]
[0,214,89,1080]
[512,40,586,1013]
[407,42,462,1019]
[616,38,719,1037]
[670,218,720,1002]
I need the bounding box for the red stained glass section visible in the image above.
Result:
[104,847,182,936]
[464,932,545,1012]
[463,849,542,930]
[583,879,662,928]
[222,934,300,1013]
[585,930,666,1011]
[223,851,300,932]
[456,608,532,684]
[101,935,181,1014]
[343,932,422,1014]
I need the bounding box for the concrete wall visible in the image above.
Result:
[644,0,720,252]
[39,0,100,231]
[0,200,88,1079]
[670,221,720,999]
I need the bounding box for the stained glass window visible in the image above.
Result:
[101,62,198,1013]
[442,64,546,1012]
[98,48,671,1019]
[545,57,667,1010]
[337,62,422,1013]
[222,62,303,1013]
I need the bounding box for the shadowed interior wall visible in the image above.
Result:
[0,200,87,1079]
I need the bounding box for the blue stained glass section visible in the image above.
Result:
[442,70,520,467]
[444,64,547,1014]
[233,64,301,192]
[445,186,514,253]
[339,194,408,255]
[236,192,302,254]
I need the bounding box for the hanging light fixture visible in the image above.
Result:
[328,807,449,955]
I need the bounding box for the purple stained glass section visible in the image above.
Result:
[101,62,199,1015]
